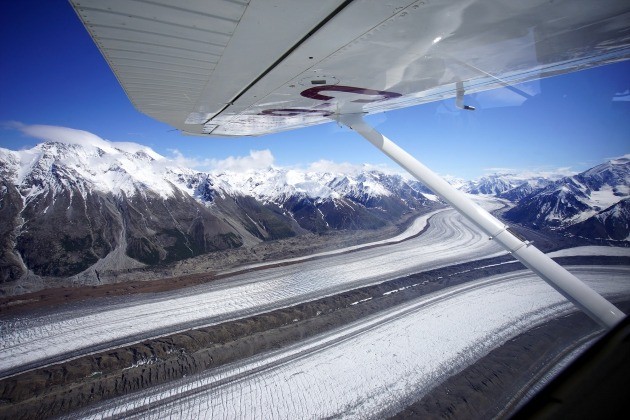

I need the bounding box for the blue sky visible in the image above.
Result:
[1,1,628,179]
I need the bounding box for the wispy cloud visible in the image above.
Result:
[6,122,386,175]
[166,148,214,169]
[212,149,275,172]
[482,166,576,180]
[5,121,165,159]
[169,150,403,175]
[4,121,114,150]
[306,159,400,175]
[605,153,630,161]
[169,148,275,172]
[613,89,630,102]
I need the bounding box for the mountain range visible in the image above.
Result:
[0,139,433,283]
[450,158,629,243]
[502,156,630,241]
[0,137,628,287]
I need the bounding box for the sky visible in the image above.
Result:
[0,1,628,180]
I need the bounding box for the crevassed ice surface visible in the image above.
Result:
[1,204,508,374]
[72,267,630,419]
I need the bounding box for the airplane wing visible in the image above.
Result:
[69,0,630,137]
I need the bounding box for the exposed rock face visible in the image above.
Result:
[0,180,24,283]
[17,188,121,277]
[0,142,256,279]
[0,143,230,280]
[116,189,242,266]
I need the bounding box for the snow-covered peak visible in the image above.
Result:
[2,137,189,199]
[328,172,392,198]
[214,168,340,201]
[463,174,515,195]
[220,166,410,204]
[16,124,120,153]
[580,154,630,188]
[442,175,468,190]
[111,141,165,161]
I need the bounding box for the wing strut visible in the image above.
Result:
[336,113,625,329]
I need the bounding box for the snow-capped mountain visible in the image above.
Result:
[462,174,516,196]
[566,198,630,241]
[497,178,555,203]
[461,173,557,201]
[0,139,434,282]
[0,140,251,282]
[504,156,630,238]
[211,168,432,232]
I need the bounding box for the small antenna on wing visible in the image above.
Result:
[456,81,476,111]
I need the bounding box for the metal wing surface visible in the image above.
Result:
[69,0,630,136]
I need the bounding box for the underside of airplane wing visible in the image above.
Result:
[69,0,630,137]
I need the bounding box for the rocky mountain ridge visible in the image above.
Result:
[503,156,630,241]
